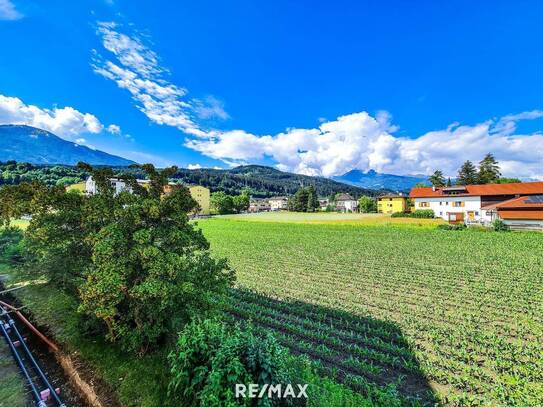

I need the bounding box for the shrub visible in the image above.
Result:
[410,209,434,218]
[168,319,297,406]
[493,219,509,232]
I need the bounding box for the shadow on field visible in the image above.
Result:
[227,288,437,406]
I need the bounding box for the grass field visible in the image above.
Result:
[198,216,543,405]
[220,211,444,227]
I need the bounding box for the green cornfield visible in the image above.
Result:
[198,216,543,406]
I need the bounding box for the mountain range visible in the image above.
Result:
[333,169,428,192]
[0,124,424,194]
[0,125,135,166]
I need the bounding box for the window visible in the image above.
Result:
[453,201,464,207]
[419,202,429,207]
[440,202,443,205]
[439,211,443,216]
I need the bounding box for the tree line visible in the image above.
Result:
[426,153,521,187]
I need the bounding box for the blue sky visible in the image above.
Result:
[1,0,543,178]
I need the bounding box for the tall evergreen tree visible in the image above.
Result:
[477,153,501,184]
[457,160,478,185]
[428,170,446,187]
[306,185,319,212]
[446,177,452,187]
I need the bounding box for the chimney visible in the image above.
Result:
[432,186,436,192]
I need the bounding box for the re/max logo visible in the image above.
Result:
[235,383,308,399]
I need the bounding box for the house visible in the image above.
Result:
[85,176,149,195]
[410,182,543,224]
[269,196,288,211]
[249,199,271,213]
[494,195,543,230]
[189,185,211,215]
[335,193,358,212]
[318,198,329,211]
[377,194,407,214]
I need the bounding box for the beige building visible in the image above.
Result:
[269,196,289,211]
[189,185,211,215]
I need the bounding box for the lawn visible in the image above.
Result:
[220,211,444,227]
[197,216,543,405]
[65,181,86,192]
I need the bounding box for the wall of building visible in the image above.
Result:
[378,198,406,214]
[189,186,210,215]
[502,219,543,231]
[269,199,288,210]
[414,196,486,222]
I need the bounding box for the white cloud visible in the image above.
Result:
[0,94,108,140]
[75,138,86,144]
[92,22,228,137]
[491,109,543,136]
[193,96,229,120]
[186,111,543,179]
[0,0,22,20]
[92,21,543,180]
[187,163,202,170]
[106,124,121,134]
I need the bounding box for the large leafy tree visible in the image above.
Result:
[358,196,377,213]
[428,170,446,187]
[478,153,501,184]
[232,189,250,213]
[0,163,234,354]
[457,160,478,185]
[210,191,234,214]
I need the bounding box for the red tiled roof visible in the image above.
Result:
[410,182,543,198]
[498,210,543,220]
[495,195,543,209]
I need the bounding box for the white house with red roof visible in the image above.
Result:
[409,182,543,225]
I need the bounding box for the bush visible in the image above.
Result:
[410,209,434,218]
[390,212,411,218]
[168,319,297,406]
[391,210,434,219]
[493,219,509,232]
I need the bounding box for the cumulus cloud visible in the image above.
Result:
[0,94,113,140]
[92,22,228,137]
[0,0,22,20]
[187,163,202,170]
[186,111,543,179]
